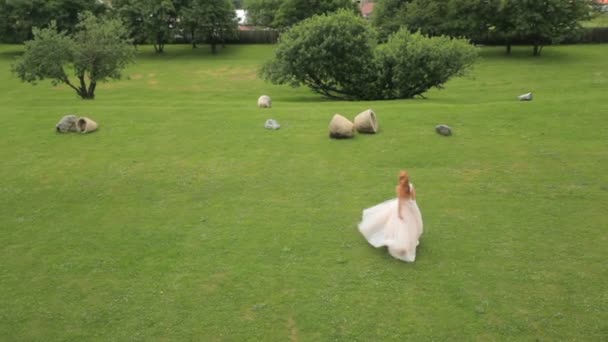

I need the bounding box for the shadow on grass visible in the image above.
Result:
[478,45,578,62]
[278,95,337,103]
[0,49,23,61]
[134,44,247,61]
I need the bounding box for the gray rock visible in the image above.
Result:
[56,115,79,133]
[518,92,533,101]
[435,124,452,136]
[264,119,281,130]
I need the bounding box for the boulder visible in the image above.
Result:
[77,117,98,133]
[354,109,378,133]
[435,124,452,136]
[56,115,79,133]
[264,119,281,130]
[329,114,355,139]
[257,95,272,108]
[518,92,533,101]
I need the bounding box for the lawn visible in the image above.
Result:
[0,43,606,341]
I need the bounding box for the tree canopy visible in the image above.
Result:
[0,0,107,43]
[245,0,357,29]
[12,12,135,99]
[180,0,238,52]
[372,0,593,56]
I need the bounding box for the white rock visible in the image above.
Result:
[518,92,533,101]
[329,114,355,139]
[77,117,98,133]
[257,95,272,108]
[354,109,378,134]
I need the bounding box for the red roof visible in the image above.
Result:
[361,2,375,17]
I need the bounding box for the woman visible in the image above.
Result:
[358,170,423,262]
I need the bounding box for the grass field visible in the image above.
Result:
[1,43,606,341]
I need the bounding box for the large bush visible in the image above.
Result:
[260,10,376,100]
[373,29,478,99]
[260,11,478,100]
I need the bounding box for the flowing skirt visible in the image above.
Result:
[358,198,423,262]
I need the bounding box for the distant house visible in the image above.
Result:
[596,0,608,3]
[236,9,248,25]
[359,1,375,20]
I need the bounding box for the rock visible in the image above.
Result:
[329,114,355,139]
[435,124,452,136]
[264,119,280,130]
[257,95,272,108]
[354,109,378,134]
[518,92,533,101]
[56,115,79,133]
[77,117,98,133]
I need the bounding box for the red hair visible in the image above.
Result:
[397,170,411,198]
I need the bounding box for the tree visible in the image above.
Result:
[180,0,207,48]
[245,0,357,29]
[12,12,135,100]
[261,10,477,100]
[197,0,238,53]
[373,0,498,41]
[181,0,238,52]
[373,0,593,56]
[504,0,593,56]
[245,0,282,27]
[372,0,411,40]
[0,0,107,43]
[113,0,178,53]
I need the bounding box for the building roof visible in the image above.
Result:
[361,2,375,17]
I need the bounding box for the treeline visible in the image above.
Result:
[0,0,243,53]
[373,0,598,56]
[246,0,600,56]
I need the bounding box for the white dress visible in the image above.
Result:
[358,184,423,262]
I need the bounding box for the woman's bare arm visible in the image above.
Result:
[396,185,404,219]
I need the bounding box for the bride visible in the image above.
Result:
[358,170,423,262]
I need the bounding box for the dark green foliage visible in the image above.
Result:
[260,10,377,100]
[245,0,357,29]
[373,29,478,99]
[113,0,237,53]
[373,0,593,56]
[113,0,180,53]
[181,0,238,53]
[0,0,106,43]
[261,10,477,100]
[12,12,134,99]
[499,0,593,56]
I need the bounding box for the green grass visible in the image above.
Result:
[1,43,606,341]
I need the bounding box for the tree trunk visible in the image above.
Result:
[154,42,165,53]
[505,44,511,54]
[191,29,197,48]
[155,33,165,53]
[532,42,542,56]
[211,42,217,54]
[87,81,97,100]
